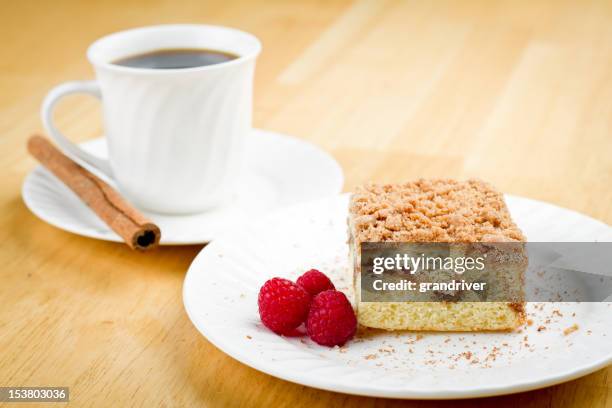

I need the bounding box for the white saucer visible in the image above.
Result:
[22,129,343,245]
[183,194,612,399]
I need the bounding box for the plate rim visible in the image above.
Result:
[183,193,612,399]
[21,128,344,245]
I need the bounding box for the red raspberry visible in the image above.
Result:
[258,278,311,335]
[306,290,357,347]
[296,269,335,296]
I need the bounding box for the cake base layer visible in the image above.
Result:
[357,302,525,331]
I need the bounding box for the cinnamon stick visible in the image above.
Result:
[27,135,161,250]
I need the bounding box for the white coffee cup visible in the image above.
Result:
[42,24,261,214]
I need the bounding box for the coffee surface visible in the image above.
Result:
[113,48,238,69]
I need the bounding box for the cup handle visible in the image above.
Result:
[41,81,113,178]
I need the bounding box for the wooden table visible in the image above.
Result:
[1,0,611,406]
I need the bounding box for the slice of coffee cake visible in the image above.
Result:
[348,179,526,331]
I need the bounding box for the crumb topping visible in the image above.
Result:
[563,324,579,336]
[349,179,525,243]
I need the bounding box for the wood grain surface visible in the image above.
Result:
[1,0,611,406]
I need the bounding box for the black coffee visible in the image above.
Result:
[113,48,238,69]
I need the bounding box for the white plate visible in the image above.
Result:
[183,194,612,399]
[22,129,343,244]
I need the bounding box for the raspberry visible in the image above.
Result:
[306,290,357,347]
[258,278,311,335]
[296,269,335,296]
